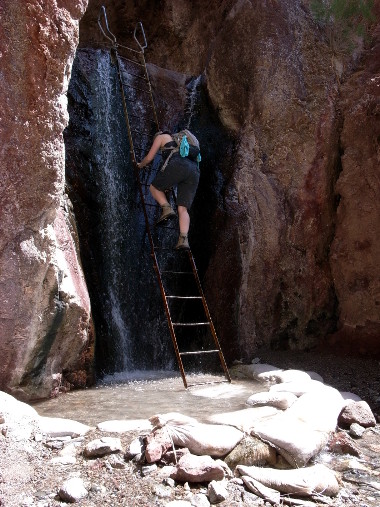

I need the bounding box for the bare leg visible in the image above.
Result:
[150,184,169,206]
[177,205,190,235]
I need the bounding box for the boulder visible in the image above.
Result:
[170,454,225,483]
[83,437,122,458]
[58,477,88,503]
[338,401,376,428]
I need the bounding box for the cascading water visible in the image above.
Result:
[65,49,176,378]
[65,47,232,380]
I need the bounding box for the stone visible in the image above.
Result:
[338,401,376,429]
[58,477,88,503]
[170,454,225,483]
[50,456,77,465]
[191,492,210,506]
[39,417,93,438]
[152,484,173,499]
[327,432,361,457]
[350,423,366,438]
[0,0,92,400]
[125,436,145,459]
[161,447,190,465]
[106,454,126,469]
[97,419,151,433]
[207,480,228,504]
[144,428,173,463]
[141,464,157,476]
[224,435,277,469]
[83,437,122,458]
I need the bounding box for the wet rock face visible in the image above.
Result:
[0,0,92,399]
[76,0,379,363]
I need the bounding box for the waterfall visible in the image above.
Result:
[185,75,202,129]
[65,49,176,378]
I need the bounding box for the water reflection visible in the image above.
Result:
[33,373,264,427]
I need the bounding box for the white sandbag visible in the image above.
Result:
[271,369,312,384]
[149,413,197,428]
[229,363,282,381]
[251,387,344,466]
[150,413,243,457]
[236,464,340,497]
[241,476,281,504]
[269,378,328,397]
[207,407,278,432]
[246,391,298,410]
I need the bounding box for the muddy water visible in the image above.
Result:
[33,372,264,427]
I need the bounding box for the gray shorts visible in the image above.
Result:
[151,154,200,209]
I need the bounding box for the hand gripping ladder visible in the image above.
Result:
[98,6,231,388]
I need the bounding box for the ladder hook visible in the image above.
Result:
[134,21,148,52]
[98,6,117,45]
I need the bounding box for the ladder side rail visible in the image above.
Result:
[152,263,188,388]
[138,51,160,129]
[114,43,189,388]
[186,251,231,383]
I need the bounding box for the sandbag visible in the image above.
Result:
[269,378,327,397]
[236,464,340,497]
[246,391,298,410]
[250,387,344,466]
[206,407,278,432]
[149,413,243,457]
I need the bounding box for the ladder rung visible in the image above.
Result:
[173,322,210,326]
[180,350,219,356]
[161,271,193,275]
[122,82,151,95]
[123,96,154,108]
[121,70,147,81]
[118,55,144,67]
[166,296,202,300]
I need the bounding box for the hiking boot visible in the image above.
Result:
[156,204,176,225]
[175,234,190,250]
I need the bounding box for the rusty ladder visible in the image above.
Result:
[98,6,231,388]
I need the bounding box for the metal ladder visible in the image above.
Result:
[98,6,231,388]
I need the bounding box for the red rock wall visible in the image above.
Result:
[0,0,92,399]
[329,15,380,356]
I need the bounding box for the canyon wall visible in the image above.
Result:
[0,0,92,399]
[79,0,380,361]
[0,0,379,399]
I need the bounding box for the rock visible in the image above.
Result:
[329,27,380,357]
[152,484,173,499]
[97,419,151,432]
[58,477,88,503]
[145,428,173,463]
[0,392,40,440]
[165,501,192,507]
[0,0,92,400]
[161,447,190,465]
[327,432,361,457]
[141,464,157,476]
[125,436,145,460]
[349,423,366,438]
[339,401,376,428]
[83,437,122,458]
[106,454,126,469]
[208,480,228,504]
[191,492,210,506]
[246,391,298,410]
[224,435,277,469]
[170,454,225,483]
[39,417,93,438]
[50,456,77,465]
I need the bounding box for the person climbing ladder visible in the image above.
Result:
[137,129,201,250]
